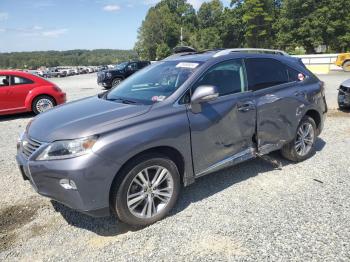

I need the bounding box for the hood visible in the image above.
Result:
[341,79,350,88]
[103,68,124,74]
[28,96,151,142]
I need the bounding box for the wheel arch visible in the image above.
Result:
[342,59,350,66]
[112,75,124,81]
[109,146,185,202]
[304,109,321,134]
[27,93,57,111]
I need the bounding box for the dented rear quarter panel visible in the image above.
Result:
[255,77,325,155]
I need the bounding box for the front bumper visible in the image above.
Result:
[97,80,112,88]
[16,145,120,217]
[338,90,350,107]
[97,73,112,88]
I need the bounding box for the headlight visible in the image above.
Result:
[106,72,112,78]
[36,136,98,161]
[17,132,25,150]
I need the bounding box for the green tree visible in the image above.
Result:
[135,0,196,60]
[156,43,172,59]
[276,0,323,53]
[221,1,245,48]
[315,0,350,52]
[189,0,224,50]
[242,0,274,48]
[0,49,138,69]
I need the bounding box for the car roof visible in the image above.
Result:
[0,70,34,76]
[0,70,49,83]
[163,51,216,62]
[163,48,294,64]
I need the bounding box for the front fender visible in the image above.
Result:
[92,105,194,185]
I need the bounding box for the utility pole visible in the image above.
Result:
[180,27,183,46]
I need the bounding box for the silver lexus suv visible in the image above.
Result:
[16,49,327,226]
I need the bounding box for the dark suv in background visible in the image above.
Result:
[97,61,150,89]
[17,48,327,226]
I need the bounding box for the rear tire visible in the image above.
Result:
[111,153,180,226]
[343,61,350,72]
[281,116,317,162]
[32,95,56,115]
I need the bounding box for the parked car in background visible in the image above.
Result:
[97,61,150,89]
[17,49,327,226]
[338,79,350,109]
[26,70,41,76]
[0,70,66,115]
[67,69,76,76]
[77,67,86,74]
[335,53,350,72]
[98,65,108,71]
[86,67,95,73]
[47,68,61,78]
[57,69,68,78]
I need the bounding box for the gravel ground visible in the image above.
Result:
[0,73,350,261]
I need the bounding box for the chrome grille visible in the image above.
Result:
[97,72,105,82]
[22,137,42,159]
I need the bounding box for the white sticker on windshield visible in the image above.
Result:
[176,62,199,69]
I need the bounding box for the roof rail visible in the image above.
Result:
[173,46,197,54]
[213,48,289,58]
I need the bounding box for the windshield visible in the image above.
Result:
[106,61,202,104]
[115,62,128,70]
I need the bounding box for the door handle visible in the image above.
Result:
[237,102,255,112]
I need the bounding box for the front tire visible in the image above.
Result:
[111,154,180,226]
[112,78,122,87]
[32,95,56,115]
[281,116,317,162]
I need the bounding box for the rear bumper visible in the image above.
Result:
[16,149,120,217]
[56,92,67,105]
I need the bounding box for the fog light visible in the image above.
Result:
[59,179,77,190]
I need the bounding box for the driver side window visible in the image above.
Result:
[129,63,138,71]
[193,59,247,97]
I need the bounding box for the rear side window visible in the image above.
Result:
[129,63,138,70]
[287,67,301,82]
[0,75,10,86]
[246,58,289,91]
[139,62,149,68]
[12,76,33,85]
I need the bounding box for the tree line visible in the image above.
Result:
[134,0,350,60]
[0,49,137,69]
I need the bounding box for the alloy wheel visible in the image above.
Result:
[127,165,174,219]
[295,122,315,157]
[112,79,121,86]
[36,98,54,113]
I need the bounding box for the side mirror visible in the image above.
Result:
[97,91,107,98]
[191,85,219,104]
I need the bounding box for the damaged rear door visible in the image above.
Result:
[245,58,306,154]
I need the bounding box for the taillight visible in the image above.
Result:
[320,81,325,96]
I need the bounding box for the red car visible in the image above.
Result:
[0,70,66,116]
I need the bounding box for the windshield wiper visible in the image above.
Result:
[106,97,139,104]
